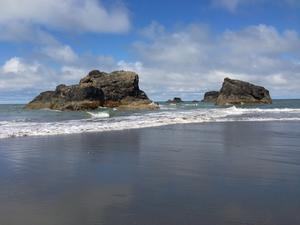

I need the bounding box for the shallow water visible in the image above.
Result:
[0,121,300,225]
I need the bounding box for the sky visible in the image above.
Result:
[0,0,300,103]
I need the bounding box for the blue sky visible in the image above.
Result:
[0,0,300,103]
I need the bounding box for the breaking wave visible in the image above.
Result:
[1,106,300,139]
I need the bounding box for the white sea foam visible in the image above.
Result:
[225,106,300,113]
[0,106,300,139]
[87,111,110,118]
[40,108,63,112]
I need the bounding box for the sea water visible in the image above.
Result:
[0,99,300,138]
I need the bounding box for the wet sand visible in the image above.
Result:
[0,121,300,225]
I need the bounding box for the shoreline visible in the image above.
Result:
[1,121,300,225]
[1,120,300,140]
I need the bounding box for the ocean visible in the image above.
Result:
[1,99,300,139]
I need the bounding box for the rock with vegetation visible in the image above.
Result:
[26,70,159,111]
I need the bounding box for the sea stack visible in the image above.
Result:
[25,70,159,111]
[202,78,272,105]
[216,78,272,105]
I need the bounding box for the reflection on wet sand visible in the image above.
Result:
[0,122,300,225]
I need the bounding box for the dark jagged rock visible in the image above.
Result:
[26,85,104,111]
[216,78,272,105]
[167,97,183,104]
[79,70,148,102]
[26,70,158,111]
[201,91,219,103]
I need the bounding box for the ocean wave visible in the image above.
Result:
[227,106,300,113]
[1,106,300,139]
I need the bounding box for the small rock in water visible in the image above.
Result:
[167,97,183,104]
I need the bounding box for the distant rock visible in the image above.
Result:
[216,78,272,105]
[167,97,183,104]
[26,70,159,111]
[201,91,219,103]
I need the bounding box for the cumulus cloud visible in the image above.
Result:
[0,22,59,44]
[1,23,300,101]
[126,23,300,99]
[2,57,38,74]
[0,51,121,97]
[212,0,300,12]
[41,45,79,63]
[0,0,130,34]
[0,57,57,91]
[0,0,130,81]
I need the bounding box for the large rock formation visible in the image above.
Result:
[201,78,272,105]
[216,78,272,105]
[201,91,219,103]
[26,70,158,111]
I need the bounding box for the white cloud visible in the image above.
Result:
[266,74,288,85]
[126,23,300,99]
[1,23,300,101]
[42,45,79,63]
[0,0,130,34]
[2,57,38,74]
[0,22,66,46]
[212,0,243,11]
[60,66,87,83]
[0,1,125,70]
[133,24,212,66]
[0,57,57,91]
[0,52,120,95]
[222,25,300,55]
[212,0,300,12]
[139,21,165,39]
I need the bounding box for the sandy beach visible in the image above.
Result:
[1,121,300,225]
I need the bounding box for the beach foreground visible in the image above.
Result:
[1,121,300,225]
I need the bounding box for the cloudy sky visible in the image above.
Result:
[0,0,300,103]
